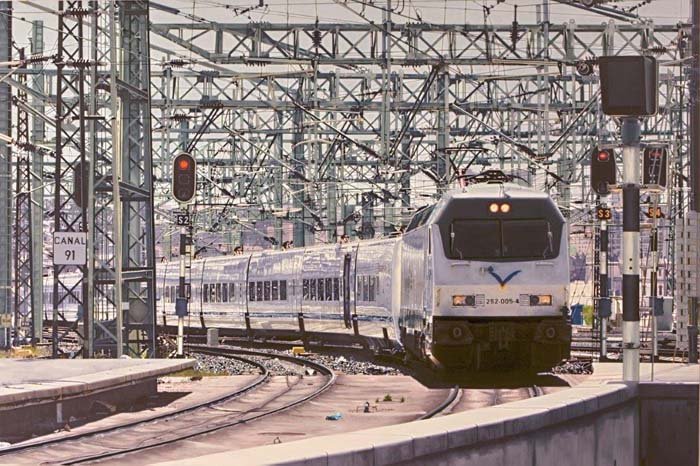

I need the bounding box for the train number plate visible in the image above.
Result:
[489,323,515,343]
[486,297,516,305]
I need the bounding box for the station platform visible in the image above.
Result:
[0,358,193,441]
[587,361,699,384]
[153,363,698,466]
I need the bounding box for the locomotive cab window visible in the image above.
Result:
[449,219,559,261]
[502,220,554,259]
[450,220,500,259]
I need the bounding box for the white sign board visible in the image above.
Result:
[53,232,88,265]
[0,314,11,328]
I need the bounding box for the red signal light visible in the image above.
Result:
[178,159,190,170]
[597,151,610,162]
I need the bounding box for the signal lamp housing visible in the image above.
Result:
[172,153,197,204]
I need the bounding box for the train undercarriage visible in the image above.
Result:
[427,316,571,372]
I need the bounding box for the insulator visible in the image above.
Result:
[312,29,322,48]
[645,46,668,56]
[169,59,188,68]
[170,113,191,122]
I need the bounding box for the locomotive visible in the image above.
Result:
[49,173,572,371]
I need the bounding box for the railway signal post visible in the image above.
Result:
[642,144,667,366]
[596,200,611,360]
[591,147,615,360]
[599,55,658,382]
[620,118,642,382]
[172,153,197,357]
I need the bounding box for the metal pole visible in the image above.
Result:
[177,219,187,357]
[621,117,641,382]
[0,1,11,349]
[650,194,659,362]
[688,0,700,363]
[599,195,609,360]
[108,0,124,357]
[30,20,44,344]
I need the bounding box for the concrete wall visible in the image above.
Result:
[155,380,698,466]
[639,383,698,466]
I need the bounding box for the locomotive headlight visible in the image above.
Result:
[452,295,476,307]
[499,203,511,213]
[488,203,499,213]
[529,294,552,306]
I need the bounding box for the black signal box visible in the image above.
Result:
[599,56,658,116]
[172,153,197,204]
[643,145,668,188]
[591,148,616,195]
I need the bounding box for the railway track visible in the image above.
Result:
[420,383,544,420]
[0,345,335,465]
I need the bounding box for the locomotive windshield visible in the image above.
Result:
[450,219,555,260]
[435,195,564,262]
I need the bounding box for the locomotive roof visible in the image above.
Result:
[455,181,548,199]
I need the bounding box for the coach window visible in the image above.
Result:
[362,276,369,302]
[368,276,376,302]
[309,279,317,300]
[229,283,235,301]
[222,283,228,302]
[325,278,333,301]
[255,281,263,301]
[318,279,325,301]
[203,284,209,303]
[215,283,221,303]
[264,281,271,301]
[271,280,279,300]
[280,280,287,300]
[248,282,255,302]
[303,279,310,300]
[333,278,340,301]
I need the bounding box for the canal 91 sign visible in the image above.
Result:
[53,232,88,266]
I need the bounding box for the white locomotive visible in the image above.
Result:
[48,172,572,370]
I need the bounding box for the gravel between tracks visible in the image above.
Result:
[190,346,402,376]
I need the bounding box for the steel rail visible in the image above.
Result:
[419,386,461,420]
[53,345,335,465]
[0,355,269,457]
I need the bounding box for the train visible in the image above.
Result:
[47,172,572,371]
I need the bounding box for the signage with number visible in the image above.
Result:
[645,206,665,219]
[53,232,88,265]
[175,213,191,226]
[596,207,612,220]
[0,314,11,328]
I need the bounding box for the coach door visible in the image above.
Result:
[343,253,352,329]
